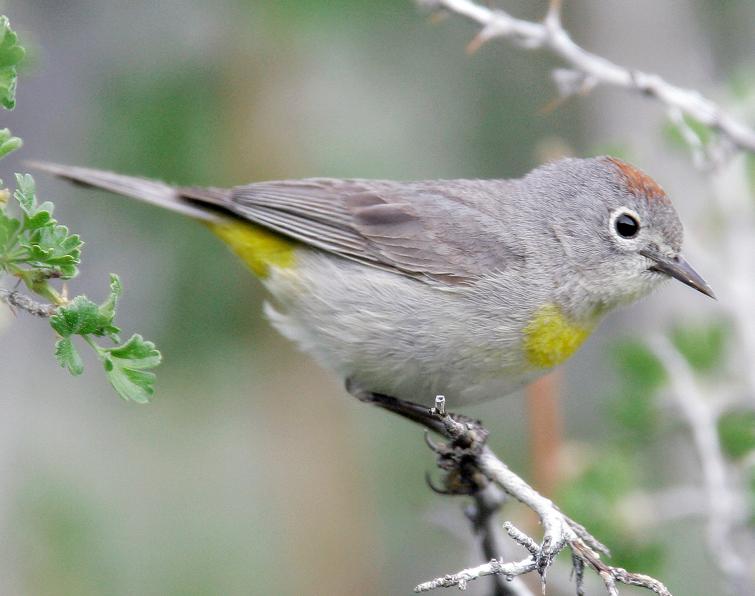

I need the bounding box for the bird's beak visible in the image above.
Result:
[640,249,716,299]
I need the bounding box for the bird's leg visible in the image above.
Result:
[345,381,489,495]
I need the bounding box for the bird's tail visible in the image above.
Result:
[27,161,298,279]
[26,161,222,222]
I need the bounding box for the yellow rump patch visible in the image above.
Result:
[209,221,296,278]
[523,304,595,369]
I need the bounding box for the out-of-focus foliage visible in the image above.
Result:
[664,114,713,149]
[718,410,755,460]
[609,339,665,441]
[562,317,749,576]
[559,340,668,573]
[557,449,664,574]
[671,321,730,374]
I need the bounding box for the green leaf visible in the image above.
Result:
[101,335,161,403]
[99,274,122,323]
[0,128,21,159]
[0,206,20,257]
[718,410,755,460]
[557,450,665,573]
[0,16,25,110]
[54,337,84,376]
[22,223,82,278]
[14,173,38,215]
[671,322,729,373]
[8,173,83,279]
[50,296,101,336]
[50,294,118,337]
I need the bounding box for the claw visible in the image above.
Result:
[425,471,453,495]
[423,429,445,453]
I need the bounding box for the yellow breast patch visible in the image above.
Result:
[209,221,296,278]
[523,304,595,369]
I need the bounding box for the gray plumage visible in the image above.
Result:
[30,156,710,405]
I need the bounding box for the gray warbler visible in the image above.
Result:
[31,156,714,405]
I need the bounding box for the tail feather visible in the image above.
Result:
[26,160,221,222]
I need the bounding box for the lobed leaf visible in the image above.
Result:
[50,293,119,337]
[101,335,162,403]
[54,337,84,376]
[22,222,82,278]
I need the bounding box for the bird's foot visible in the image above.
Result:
[345,383,490,496]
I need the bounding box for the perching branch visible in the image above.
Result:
[417,0,755,160]
[359,393,671,595]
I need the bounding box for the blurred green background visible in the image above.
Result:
[1,1,754,594]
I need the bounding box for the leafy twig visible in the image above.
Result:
[0,15,161,402]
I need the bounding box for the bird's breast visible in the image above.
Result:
[522,304,598,369]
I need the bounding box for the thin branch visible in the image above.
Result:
[417,0,755,156]
[0,288,56,317]
[414,556,537,592]
[467,485,534,595]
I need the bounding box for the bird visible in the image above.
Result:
[30,156,714,406]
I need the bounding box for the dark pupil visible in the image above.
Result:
[615,213,639,238]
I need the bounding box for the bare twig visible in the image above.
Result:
[358,391,671,594]
[466,486,533,595]
[0,288,56,317]
[417,0,755,156]
[414,438,672,593]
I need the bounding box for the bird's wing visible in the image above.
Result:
[26,162,521,284]
[199,178,522,284]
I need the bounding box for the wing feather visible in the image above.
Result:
[185,178,521,284]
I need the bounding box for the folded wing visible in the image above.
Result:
[206,178,520,284]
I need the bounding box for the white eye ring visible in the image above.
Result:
[609,207,642,244]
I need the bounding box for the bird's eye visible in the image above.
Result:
[614,212,640,238]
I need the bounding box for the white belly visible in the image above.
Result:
[262,250,543,406]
